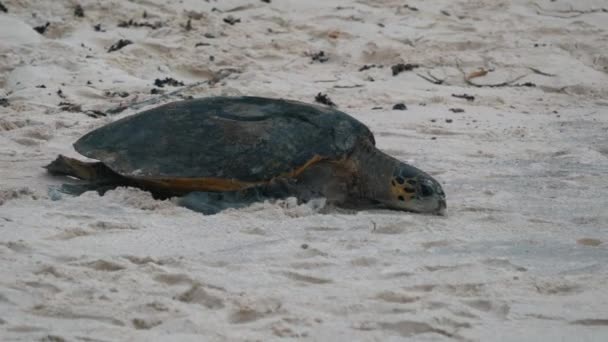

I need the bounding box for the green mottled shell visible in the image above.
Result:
[75,96,375,182]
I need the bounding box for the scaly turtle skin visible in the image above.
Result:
[46,96,446,214]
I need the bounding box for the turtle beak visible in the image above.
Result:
[410,175,447,215]
[425,177,447,215]
[436,197,447,216]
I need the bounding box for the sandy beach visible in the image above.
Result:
[1,0,608,340]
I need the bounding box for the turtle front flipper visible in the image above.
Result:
[178,191,259,215]
[177,178,299,214]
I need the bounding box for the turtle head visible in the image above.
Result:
[386,163,446,215]
[350,142,446,215]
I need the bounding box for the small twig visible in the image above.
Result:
[533,3,607,18]
[538,85,569,94]
[528,67,556,77]
[452,93,475,101]
[225,4,255,12]
[416,71,444,85]
[333,84,364,89]
[456,61,529,88]
[466,68,490,81]
[467,74,529,88]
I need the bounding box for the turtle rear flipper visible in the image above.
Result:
[45,155,123,181]
[45,155,129,197]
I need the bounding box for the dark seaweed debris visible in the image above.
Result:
[154,78,184,87]
[223,16,241,25]
[452,93,475,101]
[515,82,536,87]
[93,24,105,32]
[0,98,8,107]
[310,51,329,63]
[417,72,443,85]
[74,4,84,17]
[391,63,419,76]
[108,39,133,52]
[105,91,130,98]
[0,2,8,12]
[449,108,465,113]
[59,102,82,112]
[118,19,162,29]
[359,64,381,71]
[315,93,336,107]
[85,110,107,118]
[392,103,407,110]
[34,22,50,35]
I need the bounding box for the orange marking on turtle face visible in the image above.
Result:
[390,177,417,202]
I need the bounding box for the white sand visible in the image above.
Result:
[1,0,608,340]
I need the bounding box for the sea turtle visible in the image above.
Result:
[46,96,446,215]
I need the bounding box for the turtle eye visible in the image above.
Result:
[403,187,415,193]
[419,182,434,197]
